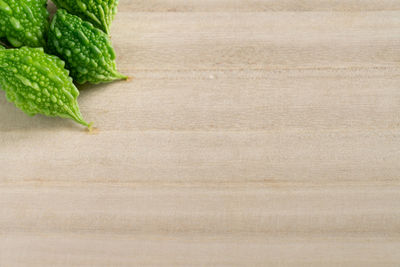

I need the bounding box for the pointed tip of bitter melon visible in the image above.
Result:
[72,114,91,128]
[118,73,129,81]
[66,104,92,128]
[87,121,94,131]
[112,71,128,81]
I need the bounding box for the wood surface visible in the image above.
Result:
[1,0,400,266]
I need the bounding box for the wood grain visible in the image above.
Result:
[126,0,400,12]
[1,0,400,266]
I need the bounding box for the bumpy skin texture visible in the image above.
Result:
[47,9,126,84]
[0,0,49,47]
[51,0,118,34]
[0,47,90,127]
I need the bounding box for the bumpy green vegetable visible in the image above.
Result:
[0,0,49,47]
[0,47,90,127]
[47,9,126,84]
[51,0,118,34]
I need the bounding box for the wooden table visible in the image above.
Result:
[1,0,400,265]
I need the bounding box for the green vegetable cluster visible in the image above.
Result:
[0,0,126,129]
[0,47,90,126]
[0,0,49,47]
[47,9,126,84]
[51,0,118,34]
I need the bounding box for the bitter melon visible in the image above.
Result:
[0,0,49,47]
[0,46,90,127]
[47,9,126,84]
[51,0,118,34]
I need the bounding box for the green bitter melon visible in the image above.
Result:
[51,0,118,34]
[0,46,91,127]
[47,9,126,84]
[0,0,49,47]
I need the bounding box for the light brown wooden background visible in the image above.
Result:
[1,0,400,266]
